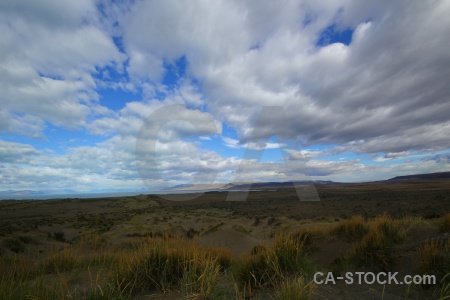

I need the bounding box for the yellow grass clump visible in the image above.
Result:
[440,213,450,233]
[233,231,313,292]
[331,215,369,241]
[0,235,232,299]
[347,215,403,270]
[417,238,450,285]
[273,276,316,300]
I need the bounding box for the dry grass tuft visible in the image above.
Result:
[417,238,450,286]
[233,231,313,292]
[440,213,450,233]
[331,215,369,241]
[272,276,316,300]
[108,236,227,297]
[347,215,403,270]
[0,235,231,299]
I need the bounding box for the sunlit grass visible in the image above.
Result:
[347,215,404,270]
[233,231,313,292]
[331,215,368,241]
[0,235,231,299]
[0,214,446,299]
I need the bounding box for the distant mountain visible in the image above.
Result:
[169,183,229,191]
[3,172,448,197]
[388,171,450,181]
[168,172,450,191]
[171,180,338,191]
[224,180,335,190]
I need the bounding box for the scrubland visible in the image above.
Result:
[1,181,449,299]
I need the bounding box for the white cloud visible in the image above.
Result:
[0,140,41,163]
[222,137,285,151]
[374,151,413,162]
[285,149,322,161]
[0,0,124,136]
[1,1,450,192]
[89,93,221,140]
[0,0,97,28]
[115,0,449,154]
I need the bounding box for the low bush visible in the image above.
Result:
[272,276,316,300]
[439,213,450,233]
[251,245,266,255]
[2,238,25,254]
[417,238,450,286]
[109,237,227,297]
[347,215,403,270]
[17,235,37,244]
[233,232,312,291]
[332,215,368,241]
[180,255,221,298]
[233,224,251,234]
[53,231,65,242]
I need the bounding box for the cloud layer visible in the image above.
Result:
[1,0,450,192]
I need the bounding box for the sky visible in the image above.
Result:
[1,0,450,193]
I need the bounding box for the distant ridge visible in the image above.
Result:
[388,171,450,181]
[171,172,450,191]
[165,172,450,192]
[3,172,449,196]
[223,180,336,190]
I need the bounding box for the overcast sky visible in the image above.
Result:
[1,0,450,193]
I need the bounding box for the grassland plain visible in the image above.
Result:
[0,180,449,299]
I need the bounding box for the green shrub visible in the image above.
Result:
[233,224,250,235]
[2,238,25,254]
[53,231,65,242]
[18,235,36,244]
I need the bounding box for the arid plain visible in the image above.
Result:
[1,179,449,299]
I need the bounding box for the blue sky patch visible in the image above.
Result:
[316,24,354,46]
